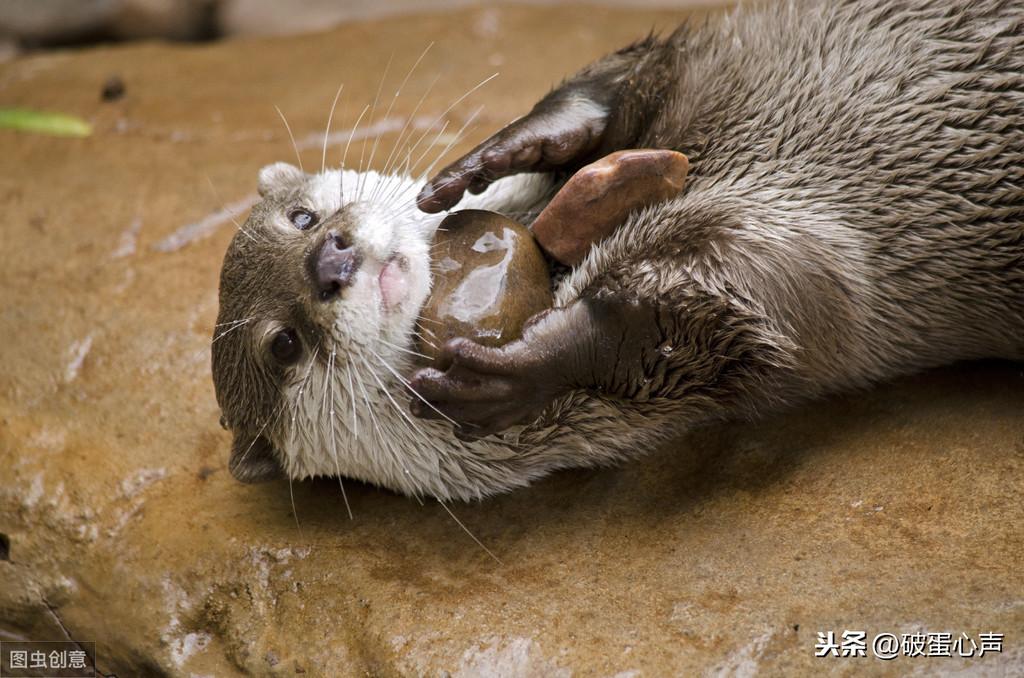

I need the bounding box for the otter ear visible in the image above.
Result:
[229,434,283,483]
[258,162,304,197]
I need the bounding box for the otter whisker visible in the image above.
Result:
[316,344,332,436]
[350,353,420,498]
[425,164,509,200]
[394,121,450,195]
[322,83,345,175]
[438,500,502,565]
[211,318,252,344]
[344,361,359,440]
[398,151,416,181]
[214,316,253,328]
[378,119,446,209]
[429,235,458,248]
[283,341,330,535]
[378,145,433,211]
[377,337,432,361]
[349,356,373,421]
[365,355,431,438]
[379,72,441,179]
[349,355,388,451]
[294,343,321,428]
[289,341,321,438]
[413,155,491,204]
[325,349,354,520]
[368,348,459,427]
[377,110,449,207]
[288,476,302,535]
[274,105,304,174]
[378,101,482,214]
[366,42,434,204]
[203,175,262,245]
[401,71,498,175]
[356,52,394,201]
[413,105,484,183]
[339,104,371,202]
[372,369,428,504]
[375,169,417,214]
[233,391,288,474]
[411,329,439,352]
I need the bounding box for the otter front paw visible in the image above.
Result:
[408,337,563,440]
[416,95,609,213]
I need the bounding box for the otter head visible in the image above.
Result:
[211,162,441,487]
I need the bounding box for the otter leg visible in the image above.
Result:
[409,298,665,439]
[417,35,675,213]
[410,279,792,440]
[410,198,812,439]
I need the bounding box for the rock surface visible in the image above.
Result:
[0,5,1022,677]
[532,149,689,265]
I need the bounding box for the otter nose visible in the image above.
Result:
[313,232,361,301]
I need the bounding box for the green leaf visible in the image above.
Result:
[0,108,92,137]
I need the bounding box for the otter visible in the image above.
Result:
[212,0,1024,501]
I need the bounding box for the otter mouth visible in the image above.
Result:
[378,255,410,310]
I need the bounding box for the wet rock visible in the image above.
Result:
[532,149,689,265]
[418,210,552,363]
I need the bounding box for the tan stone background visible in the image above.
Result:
[1,4,1022,676]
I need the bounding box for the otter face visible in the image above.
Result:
[211,162,442,486]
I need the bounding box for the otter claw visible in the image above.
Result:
[417,97,608,213]
[408,338,556,437]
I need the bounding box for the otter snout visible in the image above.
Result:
[312,231,362,301]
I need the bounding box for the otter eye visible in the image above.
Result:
[288,208,318,230]
[269,328,302,365]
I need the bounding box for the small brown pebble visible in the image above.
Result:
[101,75,126,102]
[419,210,552,363]
[531,149,689,265]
